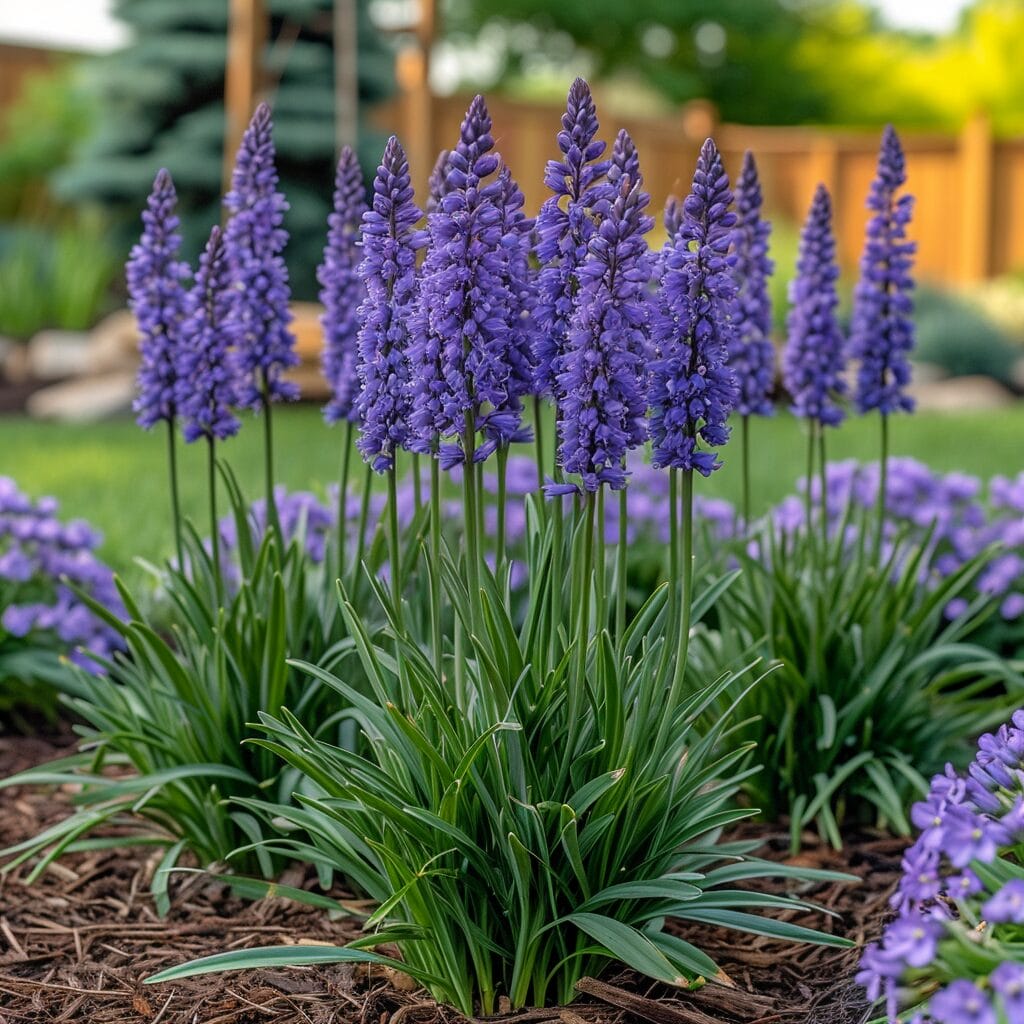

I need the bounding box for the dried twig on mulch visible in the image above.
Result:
[0,733,901,1024]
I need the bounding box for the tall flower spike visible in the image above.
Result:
[481,164,536,457]
[223,103,299,409]
[426,149,451,214]
[127,168,189,430]
[606,129,640,192]
[663,195,684,244]
[553,169,654,493]
[849,125,916,415]
[782,185,847,427]
[319,146,369,425]
[409,96,522,466]
[533,78,610,397]
[729,151,776,418]
[356,137,428,473]
[178,226,240,443]
[649,138,739,475]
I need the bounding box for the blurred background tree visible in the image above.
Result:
[440,0,1024,133]
[53,0,395,295]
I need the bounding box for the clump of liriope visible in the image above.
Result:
[0,117,389,909]
[857,710,1024,1024]
[693,503,1021,852]
[689,134,1021,850]
[148,94,852,1014]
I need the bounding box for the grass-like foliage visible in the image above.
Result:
[0,473,382,911]
[692,505,1023,851]
[149,502,853,1014]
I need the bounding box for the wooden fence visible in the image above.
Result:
[0,44,59,134]
[381,84,1024,286]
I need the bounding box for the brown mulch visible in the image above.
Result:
[0,733,903,1024]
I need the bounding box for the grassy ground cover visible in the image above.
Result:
[1,404,1019,578]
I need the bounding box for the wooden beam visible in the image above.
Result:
[959,111,993,282]
[223,0,268,194]
[333,0,359,153]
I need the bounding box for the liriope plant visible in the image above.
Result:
[146,92,853,1013]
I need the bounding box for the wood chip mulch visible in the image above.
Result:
[0,731,903,1024]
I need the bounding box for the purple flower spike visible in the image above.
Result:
[649,138,739,476]
[356,137,428,473]
[729,152,775,418]
[178,227,240,444]
[534,78,610,398]
[127,168,189,430]
[477,165,537,460]
[554,163,653,493]
[606,129,640,193]
[319,146,369,425]
[849,125,916,416]
[782,185,846,427]
[426,148,451,214]
[224,102,299,409]
[663,195,684,244]
[409,96,524,465]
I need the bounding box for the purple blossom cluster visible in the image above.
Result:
[553,139,653,492]
[649,138,739,475]
[223,103,299,409]
[127,169,189,430]
[409,95,533,467]
[729,152,775,418]
[768,460,1024,624]
[857,712,1024,1023]
[533,78,609,398]
[782,185,847,427]
[849,125,916,416]
[319,147,368,425]
[0,478,124,670]
[178,227,240,443]
[355,137,428,472]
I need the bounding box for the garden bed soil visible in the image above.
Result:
[0,732,902,1024]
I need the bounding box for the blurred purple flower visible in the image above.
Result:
[127,168,189,430]
[319,146,368,425]
[849,126,916,416]
[782,185,846,427]
[223,103,299,409]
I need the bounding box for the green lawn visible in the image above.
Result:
[2,404,1021,578]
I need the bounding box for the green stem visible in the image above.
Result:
[658,470,680,681]
[596,487,607,633]
[805,420,815,540]
[876,413,889,557]
[616,482,628,641]
[412,453,423,512]
[166,419,184,570]
[496,444,508,569]
[352,464,373,592]
[818,425,829,551]
[337,421,353,580]
[430,455,443,681]
[387,465,403,628]
[462,412,482,628]
[207,436,222,606]
[261,384,282,548]
[532,395,546,505]
[741,413,751,528]
[550,488,565,661]
[668,470,694,715]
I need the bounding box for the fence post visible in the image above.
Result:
[959,111,994,282]
[808,134,839,200]
[223,0,267,194]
